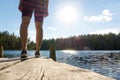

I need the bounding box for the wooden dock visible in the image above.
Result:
[0,57,116,80]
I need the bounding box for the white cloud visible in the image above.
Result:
[89,28,120,34]
[84,9,112,22]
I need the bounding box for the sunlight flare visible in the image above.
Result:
[62,50,77,54]
[56,3,79,25]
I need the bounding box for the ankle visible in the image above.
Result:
[21,50,27,53]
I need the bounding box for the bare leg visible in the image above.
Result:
[35,21,43,52]
[20,16,31,50]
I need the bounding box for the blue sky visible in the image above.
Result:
[0,0,120,42]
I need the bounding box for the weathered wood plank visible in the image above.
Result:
[0,58,21,71]
[0,58,116,80]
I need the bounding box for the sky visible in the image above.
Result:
[0,0,120,42]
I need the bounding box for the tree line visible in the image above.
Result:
[0,31,35,50]
[0,31,120,50]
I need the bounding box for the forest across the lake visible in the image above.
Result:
[0,31,120,50]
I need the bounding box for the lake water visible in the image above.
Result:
[3,50,120,80]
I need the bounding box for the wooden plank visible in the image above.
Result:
[0,57,34,71]
[0,58,21,71]
[0,56,35,62]
[0,58,116,80]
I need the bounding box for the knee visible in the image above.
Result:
[21,17,31,27]
[36,26,43,33]
[21,20,30,27]
[20,22,29,33]
[35,22,43,32]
